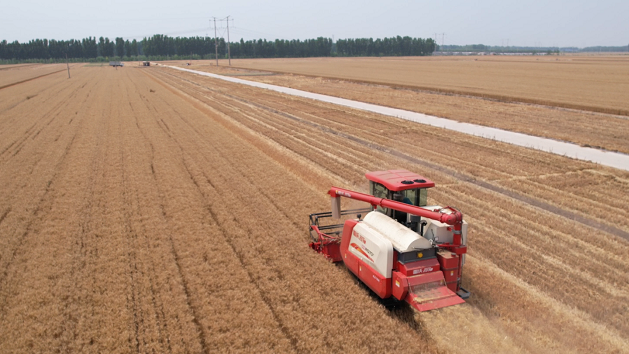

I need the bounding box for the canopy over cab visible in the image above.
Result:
[366,170,434,225]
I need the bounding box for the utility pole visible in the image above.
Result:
[226,16,231,66]
[66,53,70,79]
[213,17,218,66]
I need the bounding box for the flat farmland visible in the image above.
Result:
[0,63,69,88]
[163,57,629,155]
[213,56,629,116]
[0,63,628,353]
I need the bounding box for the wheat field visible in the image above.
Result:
[0,63,627,353]
[165,56,629,154]
[216,55,629,116]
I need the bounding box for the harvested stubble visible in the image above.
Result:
[170,57,629,154]
[0,63,627,354]
[0,65,436,354]
[152,66,629,353]
[207,56,629,116]
[0,63,68,89]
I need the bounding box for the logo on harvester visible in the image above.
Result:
[413,267,434,275]
[335,190,352,198]
[350,243,374,262]
[352,230,366,244]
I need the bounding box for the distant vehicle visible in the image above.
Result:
[109,61,124,67]
[142,61,150,66]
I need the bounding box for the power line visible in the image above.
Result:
[226,16,232,66]
[435,33,445,49]
[209,16,234,66]
[211,17,218,65]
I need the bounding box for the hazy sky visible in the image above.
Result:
[1,0,627,47]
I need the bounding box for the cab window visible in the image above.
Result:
[400,188,427,207]
[369,181,389,213]
[418,188,427,206]
[403,189,417,205]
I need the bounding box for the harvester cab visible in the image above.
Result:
[309,170,470,312]
[366,170,433,232]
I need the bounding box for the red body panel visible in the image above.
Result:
[437,251,459,269]
[443,268,458,283]
[397,258,440,276]
[407,270,444,286]
[437,251,461,291]
[341,219,391,299]
[391,271,409,301]
[358,261,392,299]
[340,220,359,275]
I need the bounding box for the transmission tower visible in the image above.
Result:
[210,17,218,65]
[210,16,234,66]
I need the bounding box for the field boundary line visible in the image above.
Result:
[0,68,68,90]
[156,68,629,243]
[166,66,629,172]
[224,64,629,117]
[0,64,41,71]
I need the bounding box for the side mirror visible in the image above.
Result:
[407,214,421,223]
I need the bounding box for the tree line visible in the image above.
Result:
[335,36,436,56]
[0,35,435,61]
[141,36,335,58]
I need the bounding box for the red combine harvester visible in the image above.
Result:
[309,170,470,311]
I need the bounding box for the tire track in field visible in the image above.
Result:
[165,104,313,233]
[151,70,393,187]
[141,71,442,353]
[0,68,119,352]
[124,77,209,354]
[152,70,629,270]
[131,71,298,351]
[0,75,94,279]
[0,75,90,163]
[0,68,68,91]
[152,68,629,302]
[222,63,629,117]
[149,103,300,353]
[209,81,622,336]
[0,132,77,289]
[154,69,629,242]
[237,97,629,316]
[166,69,629,232]
[0,207,10,227]
[50,80,114,352]
[147,69,629,352]
[125,82,176,353]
